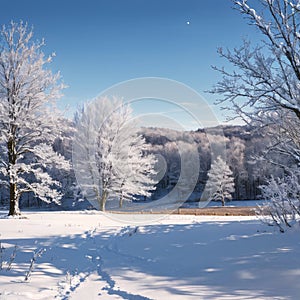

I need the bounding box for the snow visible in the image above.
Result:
[0,211,299,299]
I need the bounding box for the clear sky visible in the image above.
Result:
[0,0,261,129]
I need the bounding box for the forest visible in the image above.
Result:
[0,121,284,209]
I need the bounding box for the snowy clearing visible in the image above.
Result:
[0,211,299,300]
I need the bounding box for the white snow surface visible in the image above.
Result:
[0,210,299,300]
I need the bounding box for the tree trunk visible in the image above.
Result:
[100,198,105,211]
[221,195,225,207]
[119,193,123,208]
[8,182,20,216]
[7,137,20,216]
[100,191,108,212]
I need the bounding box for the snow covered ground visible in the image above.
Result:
[0,211,299,300]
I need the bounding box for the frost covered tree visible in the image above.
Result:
[0,21,69,216]
[210,0,300,222]
[258,175,300,232]
[211,0,300,169]
[205,156,235,206]
[213,0,300,121]
[73,96,157,211]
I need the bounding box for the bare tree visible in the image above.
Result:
[210,0,300,224]
[210,0,300,167]
[213,0,300,118]
[0,21,69,216]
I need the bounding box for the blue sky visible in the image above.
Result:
[0,0,261,129]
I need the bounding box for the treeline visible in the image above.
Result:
[0,122,283,208]
[143,125,283,201]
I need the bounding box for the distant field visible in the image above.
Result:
[108,206,259,216]
[110,206,258,216]
[177,206,257,216]
[178,200,264,216]
[108,200,265,216]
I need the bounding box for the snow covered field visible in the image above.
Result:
[0,211,299,300]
